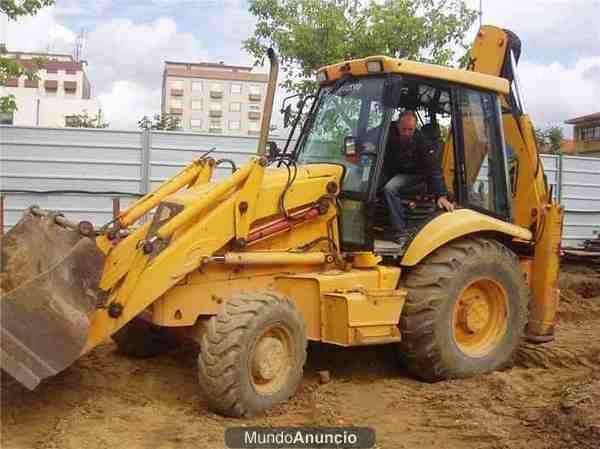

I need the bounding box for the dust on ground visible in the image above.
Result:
[2,265,600,449]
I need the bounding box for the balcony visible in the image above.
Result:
[24,79,39,88]
[209,109,222,118]
[170,108,183,115]
[171,88,183,97]
[63,81,77,92]
[210,90,223,99]
[5,78,18,87]
[248,93,262,102]
[248,111,261,120]
[44,80,58,91]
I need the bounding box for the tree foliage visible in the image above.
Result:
[0,0,54,19]
[65,110,109,128]
[0,0,55,113]
[138,113,181,131]
[535,125,565,154]
[244,0,477,94]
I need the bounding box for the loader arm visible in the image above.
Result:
[83,159,344,354]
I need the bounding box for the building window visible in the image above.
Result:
[191,99,203,110]
[0,111,14,125]
[190,119,202,129]
[231,83,242,94]
[171,98,183,108]
[171,79,184,89]
[230,102,241,112]
[229,120,240,130]
[581,126,600,141]
[209,119,222,133]
[248,121,260,132]
[192,81,203,92]
[249,85,261,95]
[209,102,222,117]
[210,83,223,99]
[248,104,261,112]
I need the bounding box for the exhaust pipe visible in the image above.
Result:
[257,48,279,157]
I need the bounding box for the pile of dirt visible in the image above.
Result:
[1,263,599,449]
[533,376,600,449]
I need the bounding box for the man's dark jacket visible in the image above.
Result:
[382,126,447,197]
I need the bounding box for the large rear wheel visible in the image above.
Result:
[399,237,529,381]
[197,291,306,417]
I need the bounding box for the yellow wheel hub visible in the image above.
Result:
[452,279,509,357]
[250,327,292,395]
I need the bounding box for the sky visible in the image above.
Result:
[1,0,599,134]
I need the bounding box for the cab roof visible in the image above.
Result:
[317,55,509,94]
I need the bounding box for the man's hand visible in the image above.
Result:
[437,196,454,212]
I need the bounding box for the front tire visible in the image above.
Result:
[399,237,529,381]
[197,291,307,417]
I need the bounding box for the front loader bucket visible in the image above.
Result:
[0,210,105,389]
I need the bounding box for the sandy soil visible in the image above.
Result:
[2,266,599,449]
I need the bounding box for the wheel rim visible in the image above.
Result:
[249,324,293,396]
[452,278,509,358]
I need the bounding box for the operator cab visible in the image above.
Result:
[293,61,512,258]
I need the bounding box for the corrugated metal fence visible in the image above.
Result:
[1,125,599,247]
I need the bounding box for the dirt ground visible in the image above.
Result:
[2,264,599,449]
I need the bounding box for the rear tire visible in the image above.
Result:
[399,237,529,381]
[112,317,175,358]
[197,291,306,417]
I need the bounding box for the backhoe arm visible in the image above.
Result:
[468,25,564,341]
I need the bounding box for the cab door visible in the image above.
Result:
[453,87,511,220]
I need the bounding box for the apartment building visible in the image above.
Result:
[565,112,600,156]
[161,60,268,136]
[0,51,100,127]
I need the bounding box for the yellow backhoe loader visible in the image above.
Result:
[0,26,563,417]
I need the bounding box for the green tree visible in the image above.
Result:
[0,1,55,114]
[534,126,547,149]
[243,0,477,94]
[534,125,565,154]
[546,125,565,155]
[65,109,109,128]
[138,113,181,131]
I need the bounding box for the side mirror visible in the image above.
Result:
[343,136,357,156]
[266,141,280,158]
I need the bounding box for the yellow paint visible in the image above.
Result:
[98,221,152,291]
[401,209,532,266]
[118,159,210,228]
[234,158,266,242]
[82,161,344,353]
[275,266,402,343]
[321,291,405,346]
[351,252,382,268]
[156,160,255,239]
[318,55,509,94]
[441,133,455,196]
[452,278,509,357]
[527,204,564,338]
[466,26,508,78]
